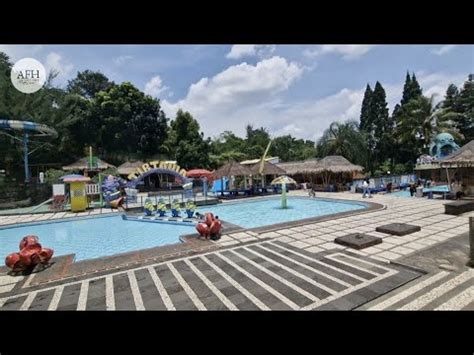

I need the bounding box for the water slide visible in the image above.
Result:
[0,119,58,182]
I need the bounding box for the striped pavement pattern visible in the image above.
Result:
[367,269,474,310]
[0,240,423,311]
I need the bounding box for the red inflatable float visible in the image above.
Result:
[5,235,54,273]
[196,213,222,240]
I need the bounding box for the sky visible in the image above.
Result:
[1,44,472,142]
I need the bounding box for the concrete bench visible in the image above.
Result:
[445,200,474,215]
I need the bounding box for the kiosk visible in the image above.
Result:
[63,176,90,212]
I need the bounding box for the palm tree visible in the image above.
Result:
[317,120,368,168]
[395,95,459,158]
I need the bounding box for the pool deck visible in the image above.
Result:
[1,190,473,310]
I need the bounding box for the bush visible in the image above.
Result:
[91,168,119,183]
[44,169,66,185]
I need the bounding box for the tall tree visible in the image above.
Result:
[244,125,271,158]
[168,110,211,169]
[66,70,114,99]
[454,77,474,143]
[359,84,372,130]
[89,82,169,160]
[361,81,390,173]
[316,120,368,168]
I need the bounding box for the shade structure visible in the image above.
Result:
[62,157,115,171]
[63,176,91,183]
[60,174,86,180]
[116,160,145,175]
[250,161,286,175]
[440,140,474,168]
[213,160,252,178]
[271,175,297,185]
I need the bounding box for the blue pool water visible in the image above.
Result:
[0,215,194,262]
[0,197,366,262]
[203,197,366,229]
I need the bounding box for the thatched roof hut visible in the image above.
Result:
[249,161,287,175]
[275,155,363,185]
[276,158,321,175]
[62,157,115,171]
[315,155,364,173]
[213,160,252,178]
[116,161,145,175]
[440,140,474,168]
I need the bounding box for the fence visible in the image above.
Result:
[86,183,101,195]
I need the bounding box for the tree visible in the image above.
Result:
[316,120,368,168]
[168,110,211,169]
[359,84,372,130]
[89,82,169,159]
[66,70,114,99]
[454,77,474,143]
[244,125,271,158]
[395,95,456,162]
[270,135,316,161]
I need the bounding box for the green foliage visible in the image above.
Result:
[91,168,119,183]
[44,169,66,185]
[316,120,368,168]
[168,110,211,169]
[66,70,114,99]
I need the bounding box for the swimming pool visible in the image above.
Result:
[203,197,367,228]
[0,197,367,262]
[0,215,194,262]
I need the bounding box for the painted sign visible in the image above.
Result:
[127,161,187,181]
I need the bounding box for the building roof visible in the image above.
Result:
[213,160,253,178]
[275,156,363,175]
[249,161,287,175]
[62,157,115,171]
[440,140,474,167]
[116,161,145,175]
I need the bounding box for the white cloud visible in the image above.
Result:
[45,52,74,79]
[226,45,276,59]
[162,64,468,143]
[304,45,375,60]
[0,45,43,61]
[162,56,303,136]
[144,75,169,97]
[113,55,134,65]
[431,45,457,56]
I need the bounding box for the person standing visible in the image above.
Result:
[362,179,372,198]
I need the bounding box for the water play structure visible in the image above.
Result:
[195,212,222,240]
[429,133,461,160]
[0,119,58,183]
[5,235,54,273]
[271,175,296,209]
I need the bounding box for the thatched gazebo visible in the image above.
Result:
[440,140,474,187]
[314,156,364,186]
[249,161,286,188]
[213,160,253,193]
[117,161,145,176]
[276,156,363,188]
[62,157,115,174]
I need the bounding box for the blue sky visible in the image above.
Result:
[1,44,472,141]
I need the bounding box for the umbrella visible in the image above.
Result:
[270,175,297,185]
[270,175,296,209]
